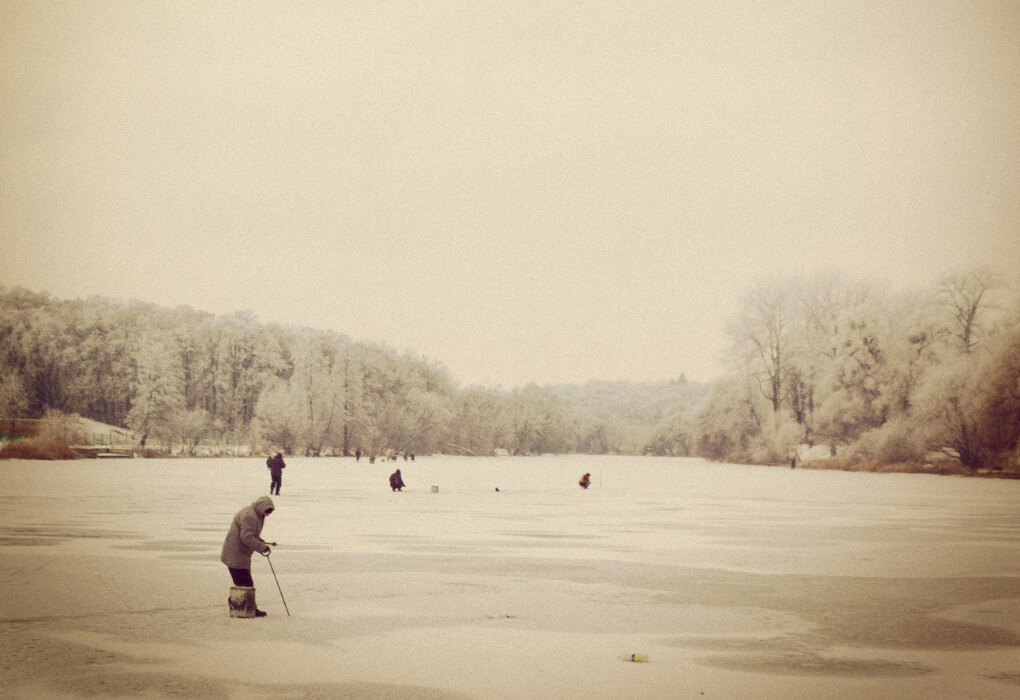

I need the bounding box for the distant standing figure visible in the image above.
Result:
[791,456,797,469]
[221,496,275,617]
[267,453,285,495]
[356,448,361,462]
[390,469,405,492]
[579,473,591,489]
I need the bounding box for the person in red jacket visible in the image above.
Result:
[579,473,591,489]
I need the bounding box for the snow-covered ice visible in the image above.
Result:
[2,455,1019,698]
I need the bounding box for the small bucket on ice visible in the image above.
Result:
[431,485,439,493]
[229,586,257,618]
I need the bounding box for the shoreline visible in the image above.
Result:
[4,441,1018,480]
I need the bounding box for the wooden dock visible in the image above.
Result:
[71,447,135,459]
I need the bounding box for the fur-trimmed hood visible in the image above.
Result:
[220,497,274,569]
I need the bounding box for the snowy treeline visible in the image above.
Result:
[0,288,705,457]
[696,269,1020,471]
[2,266,1017,470]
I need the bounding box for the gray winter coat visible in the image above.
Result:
[220,496,274,569]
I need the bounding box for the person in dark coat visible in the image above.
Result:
[579,473,591,489]
[389,469,405,492]
[267,453,285,495]
[221,496,275,616]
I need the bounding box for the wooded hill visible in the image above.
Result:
[0,288,707,457]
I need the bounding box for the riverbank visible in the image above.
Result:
[795,457,1020,479]
[5,438,1018,481]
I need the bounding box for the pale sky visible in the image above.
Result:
[2,1,1018,388]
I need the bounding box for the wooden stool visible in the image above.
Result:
[228,586,257,618]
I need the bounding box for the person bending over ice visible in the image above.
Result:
[221,496,276,617]
[390,469,405,492]
[579,473,591,489]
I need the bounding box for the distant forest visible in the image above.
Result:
[0,287,706,458]
[1,267,1018,472]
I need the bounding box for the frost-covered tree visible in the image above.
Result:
[645,416,693,456]
[698,270,1017,466]
[506,384,569,455]
[914,323,1020,470]
[730,279,794,413]
[254,380,302,454]
[289,331,348,455]
[934,268,1005,354]
[811,314,891,447]
[172,408,212,455]
[19,309,70,415]
[876,292,942,415]
[447,387,509,455]
[62,302,135,425]
[975,324,1020,465]
[37,407,89,445]
[336,346,366,456]
[693,375,765,462]
[792,274,884,439]
[400,387,453,454]
[127,333,184,448]
[212,313,286,440]
[352,346,453,457]
[0,371,29,439]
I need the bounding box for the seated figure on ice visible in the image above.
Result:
[389,469,405,492]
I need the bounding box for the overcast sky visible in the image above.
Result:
[2,1,1018,388]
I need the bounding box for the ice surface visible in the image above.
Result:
[2,455,1019,699]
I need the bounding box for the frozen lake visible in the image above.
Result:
[2,455,1019,698]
